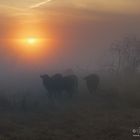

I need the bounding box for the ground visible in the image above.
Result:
[0,93,139,140]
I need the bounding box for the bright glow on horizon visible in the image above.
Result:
[26,37,37,45]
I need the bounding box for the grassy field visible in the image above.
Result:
[0,91,139,140]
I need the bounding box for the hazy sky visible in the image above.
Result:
[0,0,140,77]
[0,0,140,19]
[0,0,140,92]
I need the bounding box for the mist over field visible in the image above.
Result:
[0,0,140,139]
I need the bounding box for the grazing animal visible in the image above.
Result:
[40,74,54,99]
[63,75,78,97]
[51,73,64,98]
[40,74,78,99]
[84,74,100,94]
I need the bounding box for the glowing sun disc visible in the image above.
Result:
[27,37,37,45]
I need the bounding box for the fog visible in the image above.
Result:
[1,1,140,139]
[0,10,140,94]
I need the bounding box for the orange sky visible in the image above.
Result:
[0,0,140,14]
[0,0,140,70]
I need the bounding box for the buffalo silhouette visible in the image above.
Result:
[84,74,100,94]
[63,75,78,97]
[40,74,78,99]
[40,74,54,99]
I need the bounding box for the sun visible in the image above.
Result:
[26,37,37,45]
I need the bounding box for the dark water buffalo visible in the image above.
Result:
[63,75,78,97]
[40,74,54,99]
[51,74,64,98]
[84,74,100,94]
[40,74,78,99]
